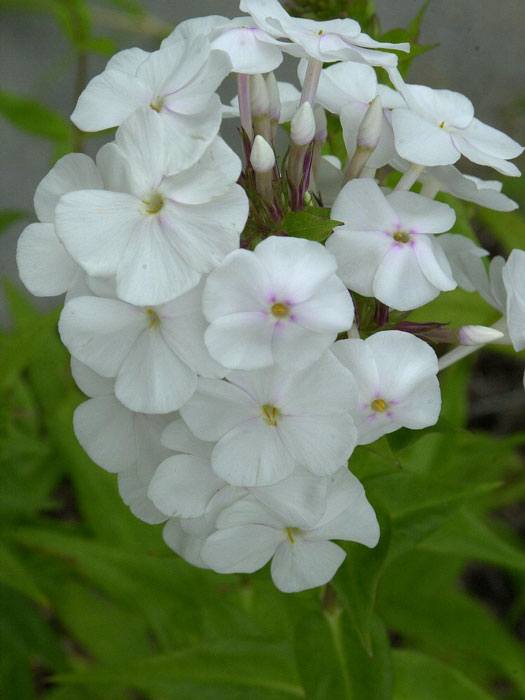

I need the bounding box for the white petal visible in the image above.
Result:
[451,134,521,176]
[413,236,456,291]
[292,274,354,332]
[118,469,166,525]
[404,85,474,129]
[391,109,460,166]
[366,330,439,399]
[163,137,241,204]
[216,495,283,529]
[331,178,398,231]
[253,471,328,529]
[326,227,389,295]
[161,417,213,458]
[460,117,523,160]
[73,395,137,473]
[163,519,208,568]
[163,185,248,273]
[180,377,259,441]
[387,191,455,234]
[116,216,201,306]
[271,539,345,592]
[205,313,275,370]
[148,455,224,518]
[254,236,337,302]
[503,250,525,351]
[201,524,281,573]
[161,102,223,171]
[332,339,380,395]
[373,245,440,310]
[115,329,196,414]
[212,420,295,486]
[59,296,145,377]
[71,70,151,131]
[106,47,149,74]
[34,153,103,222]
[271,321,336,371]
[279,414,357,476]
[56,190,141,277]
[394,376,442,429]
[71,358,114,398]
[212,27,283,74]
[17,223,79,297]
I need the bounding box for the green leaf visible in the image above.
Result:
[421,508,525,572]
[282,211,342,241]
[0,543,49,607]
[0,91,73,145]
[293,608,391,700]
[0,209,28,234]
[393,650,493,700]
[477,208,525,253]
[332,510,391,654]
[55,641,303,699]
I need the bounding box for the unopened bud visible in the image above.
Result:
[314,105,327,143]
[459,325,505,346]
[291,102,316,146]
[265,72,281,122]
[250,135,275,173]
[250,74,270,117]
[357,95,383,151]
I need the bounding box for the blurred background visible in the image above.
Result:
[1,2,525,699]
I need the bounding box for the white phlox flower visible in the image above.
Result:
[502,250,525,352]
[240,0,409,67]
[391,82,524,175]
[163,15,286,74]
[71,36,232,168]
[332,331,441,444]
[201,468,379,592]
[438,234,490,294]
[59,282,224,415]
[56,109,248,307]
[202,236,355,370]
[180,352,358,487]
[17,154,103,298]
[71,359,171,524]
[326,178,457,310]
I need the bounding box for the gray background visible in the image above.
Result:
[1,0,524,321]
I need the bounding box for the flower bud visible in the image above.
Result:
[250,135,275,173]
[250,74,270,117]
[357,95,383,151]
[291,102,316,146]
[459,325,505,346]
[265,72,281,122]
[314,105,327,143]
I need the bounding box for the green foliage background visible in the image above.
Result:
[1,1,525,698]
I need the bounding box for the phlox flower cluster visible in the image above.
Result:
[17,0,524,592]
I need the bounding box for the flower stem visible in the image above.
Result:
[237,73,253,142]
[395,164,425,192]
[300,58,323,105]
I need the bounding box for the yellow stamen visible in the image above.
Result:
[439,120,446,129]
[285,527,300,543]
[261,403,280,426]
[146,308,161,328]
[393,231,410,244]
[271,302,290,318]
[150,96,164,113]
[371,398,388,413]
[143,192,164,215]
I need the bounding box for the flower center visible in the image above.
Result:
[261,403,281,426]
[145,307,161,328]
[285,527,301,543]
[271,302,290,318]
[150,96,165,112]
[143,192,164,215]
[370,398,388,413]
[393,231,411,244]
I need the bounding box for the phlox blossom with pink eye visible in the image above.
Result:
[201,468,379,593]
[59,283,224,415]
[240,0,409,67]
[332,331,441,445]
[55,109,248,307]
[180,353,358,487]
[72,36,231,169]
[390,82,524,175]
[203,236,355,371]
[326,178,457,310]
